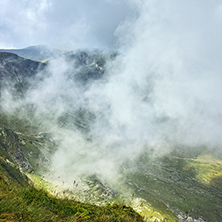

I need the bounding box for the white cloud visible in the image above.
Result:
[0,0,133,49]
[1,0,222,184]
[0,0,51,48]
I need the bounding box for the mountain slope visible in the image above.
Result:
[0,52,46,98]
[0,50,222,221]
[0,154,143,222]
[0,52,144,222]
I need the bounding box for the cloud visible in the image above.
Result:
[0,0,50,48]
[1,0,222,184]
[110,0,222,148]
[0,0,133,49]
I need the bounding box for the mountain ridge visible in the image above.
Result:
[0,45,62,62]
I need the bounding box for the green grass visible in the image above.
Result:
[0,160,143,222]
[184,154,222,186]
[0,185,143,221]
[0,113,144,221]
[0,146,143,221]
[122,151,222,222]
[1,112,222,221]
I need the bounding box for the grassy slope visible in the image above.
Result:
[0,157,143,222]
[1,113,222,221]
[0,114,143,221]
[122,151,222,222]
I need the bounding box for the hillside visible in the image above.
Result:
[0,51,222,221]
[0,148,143,222]
[0,51,145,221]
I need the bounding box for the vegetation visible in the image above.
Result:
[0,187,143,221]
[0,158,143,222]
[0,113,144,221]
[1,52,222,221]
[122,150,222,221]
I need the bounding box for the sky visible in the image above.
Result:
[0,0,134,49]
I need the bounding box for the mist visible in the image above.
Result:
[1,0,222,187]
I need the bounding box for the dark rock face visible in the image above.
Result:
[0,50,116,95]
[64,50,117,84]
[0,52,46,79]
[0,52,46,97]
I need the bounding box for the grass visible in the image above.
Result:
[122,151,222,222]
[27,172,179,221]
[0,185,144,221]
[0,155,143,221]
[1,112,222,221]
[0,113,144,221]
[130,198,179,222]
[184,154,222,186]
[0,148,143,222]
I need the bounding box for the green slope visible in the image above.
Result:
[122,150,222,221]
[0,149,143,222]
[0,114,143,221]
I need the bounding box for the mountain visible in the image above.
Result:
[0,45,62,62]
[0,52,143,221]
[0,50,145,221]
[0,50,222,221]
[0,49,115,96]
[0,139,143,221]
[0,52,46,98]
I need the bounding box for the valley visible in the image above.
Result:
[0,49,222,222]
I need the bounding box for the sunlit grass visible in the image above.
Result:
[184,155,222,186]
[0,179,144,221]
[131,198,180,222]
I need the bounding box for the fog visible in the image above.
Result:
[1,0,222,186]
